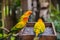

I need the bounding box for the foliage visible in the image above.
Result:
[54,21,60,32]
[12,0,21,7]
[0,0,21,40]
[49,3,60,32]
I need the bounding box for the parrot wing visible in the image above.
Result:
[10,22,26,33]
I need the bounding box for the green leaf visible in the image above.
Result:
[11,36,15,40]
[0,33,3,38]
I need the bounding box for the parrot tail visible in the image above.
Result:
[33,36,39,40]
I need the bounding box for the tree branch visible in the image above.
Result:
[0,27,10,32]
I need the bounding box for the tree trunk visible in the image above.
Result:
[38,0,50,21]
[2,0,17,31]
[35,0,40,21]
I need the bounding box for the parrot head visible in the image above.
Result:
[24,10,32,16]
[27,11,32,15]
[38,18,43,22]
[23,17,28,22]
[38,17,45,22]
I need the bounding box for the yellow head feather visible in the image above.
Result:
[24,11,32,16]
[38,18,43,22]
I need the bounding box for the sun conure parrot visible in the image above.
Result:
[8,17,29,34]
[34,18,45,40]
[18,10,32,22]
[9,17,29,40]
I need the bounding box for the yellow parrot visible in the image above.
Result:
[9,17,28,33]
[34,18,45,40]
[18,10,32,22]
